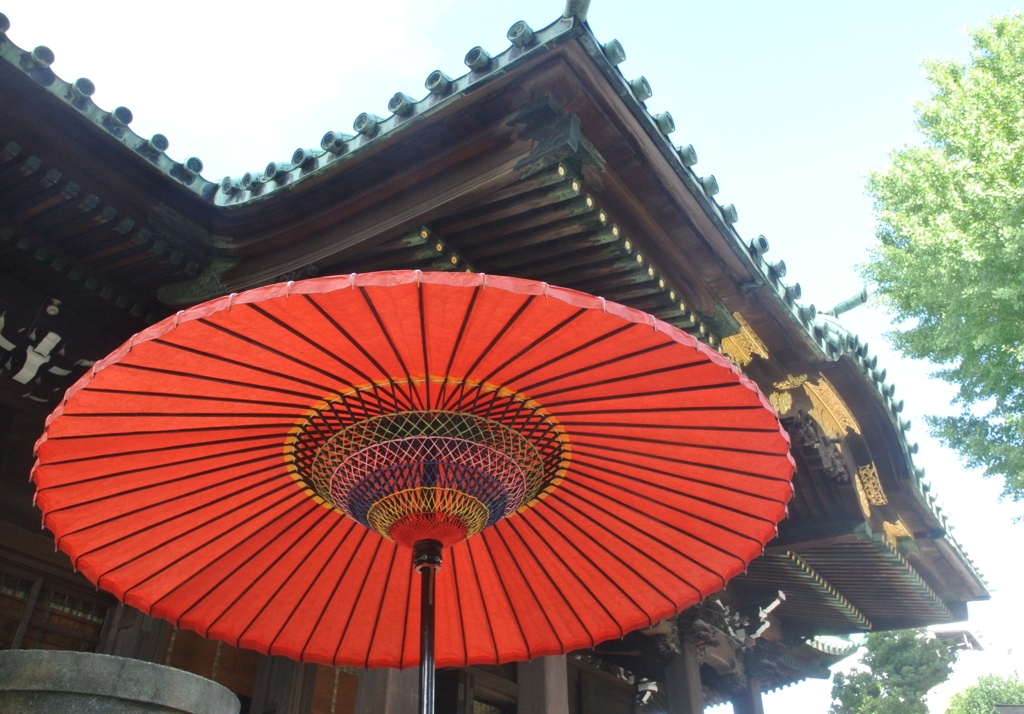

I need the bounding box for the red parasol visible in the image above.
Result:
[31,271,793,712]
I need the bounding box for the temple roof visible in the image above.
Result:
[0,0,987,651]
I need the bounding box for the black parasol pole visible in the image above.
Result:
[413,539,443,714]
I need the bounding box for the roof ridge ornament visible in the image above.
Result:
[827,287,869,317]
[563,0,591,22]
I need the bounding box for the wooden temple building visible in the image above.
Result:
[0,2,988,713]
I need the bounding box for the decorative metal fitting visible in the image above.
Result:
[69,78,95,110]
[219,176,243,195]
[148,134,169,154]
[721,203,738,224]
[110,106,133,127]
[321,130,355,153]
[413,539,443,572]
[265,161,293,182]
[292,147,323,166]
[29,46,55,69]
[425,70,452,95]
[700,175,719,196]
[654,111,675,134]
[507,21,534,47]
[749,234,769,256]
[766,259,786,278]
[676,143,698,167]
[353,112,383,135]
[464,46,492,71]
[241,171,264,189]
[603,39,626,65]
[71,77,95,101]
[388,92,417,116]
[629,76,652,102]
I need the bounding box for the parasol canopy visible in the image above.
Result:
[32,271,793,670]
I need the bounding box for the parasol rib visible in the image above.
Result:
[38,447,283,496]
[533,503,668,624]
[558,487,735,586]
[163,497,318,623]
[231,516,355,648]
[500,323,635,386]
[571,461,778,526]
[153,338,337,394]
[202,505,337,637]
[273,526,368,655]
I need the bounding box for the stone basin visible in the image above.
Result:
[0,649,240,714]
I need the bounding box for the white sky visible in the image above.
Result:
[5,1,1023,711]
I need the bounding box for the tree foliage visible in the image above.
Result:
[946,674,1024,714]
[830,629,959,714]
[863,14,1024,500]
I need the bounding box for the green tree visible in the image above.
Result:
[830,629,959,714]
[863,13,1024,500]
[946,674,1024,714]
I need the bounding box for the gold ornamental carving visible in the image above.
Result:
[854,463,887,518]
[857,464,887,505]
[804,376,861,439]
[720,313,769,367]
[774,374,807,391]
[883,519,913,547]
[854,478,872,519]
[769,391,793,415]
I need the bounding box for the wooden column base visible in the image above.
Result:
[665,642,704,714]
[518,656,569,714]
[250,655,317,714]
[354,668,420,714]
[731,678,765,714]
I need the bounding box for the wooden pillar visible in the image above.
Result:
[97,603,171,663]
[518,656,569,714]
[664,642,704,714]
[250,655,317,714]
[731,679,765,714]
[354,667,420,714]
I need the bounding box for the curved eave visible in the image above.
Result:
[0,7,986,602]
[0,33,218,207]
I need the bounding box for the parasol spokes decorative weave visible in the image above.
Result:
[290,384,568,547]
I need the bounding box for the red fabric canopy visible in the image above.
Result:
[32,271,793,668]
